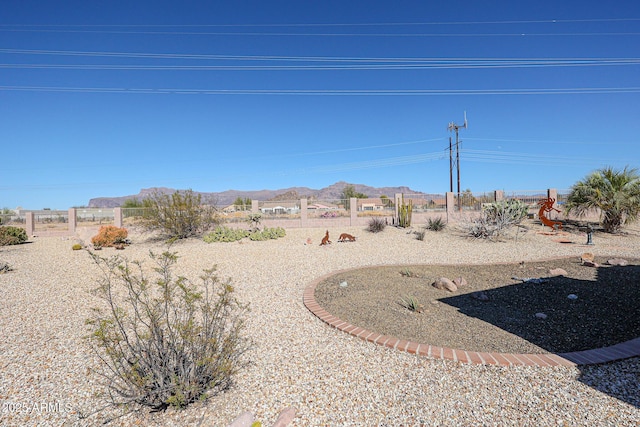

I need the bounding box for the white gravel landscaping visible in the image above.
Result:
[0,223,638,426]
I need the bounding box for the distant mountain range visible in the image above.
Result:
[88,181,434,208]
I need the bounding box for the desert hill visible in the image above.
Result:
[88,181,432,208]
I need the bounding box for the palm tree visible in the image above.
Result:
[565,166,640,233]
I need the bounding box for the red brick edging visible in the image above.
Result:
[303,268,640,367]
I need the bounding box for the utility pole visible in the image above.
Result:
[448,112,468,211]
[449,136,453,193]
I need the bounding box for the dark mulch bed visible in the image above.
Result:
[314,257,640,354]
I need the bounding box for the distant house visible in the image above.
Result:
[222,204,240,213]
[260,201,300,215]
[308,202,340,211]
[399,197,446,210]
[357,198,388,211]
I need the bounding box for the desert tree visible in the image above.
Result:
[141,189,220,239]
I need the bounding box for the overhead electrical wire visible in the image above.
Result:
[1,85,638,95]
[1,49,638,65]
[1,28,638,37]
[1,18,639,28]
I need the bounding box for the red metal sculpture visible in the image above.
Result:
[537,197,562,230]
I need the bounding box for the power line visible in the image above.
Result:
[1,28,638,37]
[3,49,639,65]
[2,85,639,95]
[1,17,638,28]
[2,61,638,71]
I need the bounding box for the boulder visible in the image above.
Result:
[582,260,599,268]
[432,277,457,292]
[607,258,629,266]
[471,291,489,301]
[452,277,468,287]
[580,252,595,264]
[227,411,254,427]
[549,268,568,277]
[273,407,297,427]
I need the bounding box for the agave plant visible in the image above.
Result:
[399,295,423,313]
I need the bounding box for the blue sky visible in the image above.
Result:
[1,1,639,209]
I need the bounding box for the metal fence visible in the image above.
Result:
[9,188,573,236]
[403,193,447,212]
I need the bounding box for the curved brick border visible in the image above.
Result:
[303,267,640,367]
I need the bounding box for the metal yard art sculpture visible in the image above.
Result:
[537,197,562,230]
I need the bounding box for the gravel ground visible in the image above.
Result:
[314,257,640,354]
[0,222,638,426]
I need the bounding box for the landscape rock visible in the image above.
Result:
[432,277,457,292]
[226,411,254,427]
[548,268,568,277]
[567,294,578,300]
[582,260,599,268]
[273,407,297,427]
[535,312,548,319]
[471,291,489,301]
[580,252,595,263]
[606,258,629,266]
[452,277,468,287]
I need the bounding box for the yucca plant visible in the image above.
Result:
[426,217,446,232]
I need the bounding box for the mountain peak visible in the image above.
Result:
[87,182,430,208]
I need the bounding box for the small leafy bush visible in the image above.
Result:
[484,199,528,224]
[72,243,83,251]
[204,226,250,243]
[0,226,28,246]
[463,200,529,241]
[0,261,13,273]
[399,269,420,278]
[426,217,446,232]
[204,226,286,243]
[414,230,426,241]
[248,227,286,241]
[246,213,262,232]
[91,225,128,248]
[367,217,386,233]
[85,250,250,412]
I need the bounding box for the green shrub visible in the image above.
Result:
[0,226,28,246]
[367,217,386,233]
[72,243,83,251]
[484,199,528,224]
[248,227,286,241]
[204,226,285,243]
[464,200,529,241]
[204,226,250,243]
[426,217,446,232]
[246,213,262,232]
[0,261,13,273]
[85,250,250,412]
[141,189,221,239]
[91,225,128,248]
